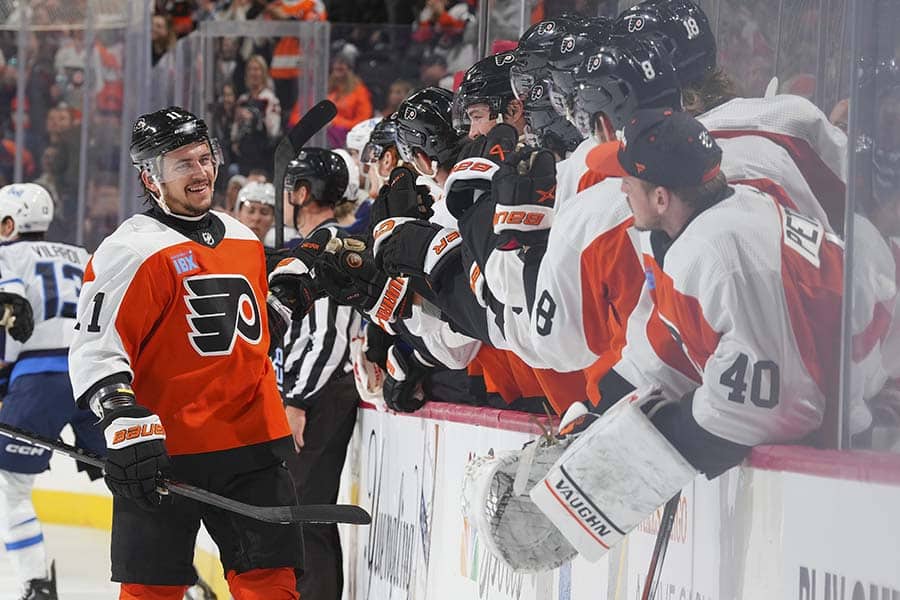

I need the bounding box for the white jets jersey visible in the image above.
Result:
[0,240,89,362]
[618,186,844,446]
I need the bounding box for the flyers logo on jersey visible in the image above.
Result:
[183,275,262,355]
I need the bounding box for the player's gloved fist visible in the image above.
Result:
[458,122,519,165]
[383,344,434,413]
[444,157,499,220]
[369,167,434,233]
[268,259,321,326]
[318,236,413,327]
[372,217,462,288]
[364,321,395,369]
[491,149,557,249]
[101,403,171,511]
[0,292,34,342]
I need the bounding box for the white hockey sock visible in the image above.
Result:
[0,470,48,583]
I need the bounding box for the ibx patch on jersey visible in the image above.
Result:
[171,250,201,276]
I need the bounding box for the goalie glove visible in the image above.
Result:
[492,149,557,250]
[383,344,434,413]
[0,292,34,343]
[461,437,577,573]
[369,166,435,232]
[372,217,462,288]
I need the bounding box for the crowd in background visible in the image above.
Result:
[0,0,842,252]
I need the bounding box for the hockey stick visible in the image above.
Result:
[641,491,681,600]
[0,422,371,526]
[273,100,338,248]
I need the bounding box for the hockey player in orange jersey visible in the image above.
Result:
[68,107,320,600]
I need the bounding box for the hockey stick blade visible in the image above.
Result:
[0,422,371,526]
[273,100,338,247]
[641,491,681,600]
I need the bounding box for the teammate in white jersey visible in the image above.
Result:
[0,183,98,600]
[590,108,844,476]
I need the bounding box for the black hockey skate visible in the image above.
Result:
[19,561,57,600]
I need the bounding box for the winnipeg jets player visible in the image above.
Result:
[0,183,100,600]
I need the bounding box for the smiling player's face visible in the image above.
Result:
[157,141,217,217]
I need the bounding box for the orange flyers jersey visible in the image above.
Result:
[69,211,290,456]
[620,185,844,447]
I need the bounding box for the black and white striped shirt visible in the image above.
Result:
[280,292,357,409]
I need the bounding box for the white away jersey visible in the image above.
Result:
[0,240,89,362]
[620,185,844,446]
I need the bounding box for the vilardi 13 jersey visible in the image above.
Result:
[0,239,89,362]
[68,210,289,456]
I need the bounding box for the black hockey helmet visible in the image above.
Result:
[396,87,465,168]
[285,147,349,205]
[523,79,584,156]
[130,106,221,180]
[572,35,682,135]
[361,113,399,165]
[511,18,579,100]
[452,51,518,130]
[546,22,613,118]
[614,0,716,87]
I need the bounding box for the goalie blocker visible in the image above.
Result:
[529,389,696,562]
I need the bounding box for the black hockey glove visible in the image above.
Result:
[363,321,395,369]
[317,236,413,326]
[372,217,462,287]
[264,246,291,275]
[445,123,518,220]
[369,167,434,235]
[383,344,435,413]
[267,228,335,322]
[0,292,34,343]
[99,400,171,511]
[491,149,557,249]
[458,122,519,166]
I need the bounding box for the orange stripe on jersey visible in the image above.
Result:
[645,257,720,377]
[115,238,289,456]
[577,216,645,404]
[83,258,95,284]
[577,169,606,194]
[731,178,798,211]
[467,345,545,403]
[778,217,844,399]
[531,366,587,415]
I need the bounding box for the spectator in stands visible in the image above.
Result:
[268,1,328,123]
[33,146,60,207]
[166,0,195,37]
[151,14,176,65]
[82,170,120,251]
[418,53,454,90]
[234,180,276,243]
[221,173,247,213]
[412,0,472,46]
[381,78,414,117]
[232,54,281,176]
[326,46,373,147]
[213,36,245,95]
[212,82,237,172]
